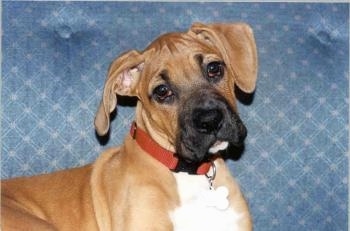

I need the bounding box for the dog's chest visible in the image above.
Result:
[170,172,242,231]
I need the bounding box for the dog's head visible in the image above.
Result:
[95,22,258,164]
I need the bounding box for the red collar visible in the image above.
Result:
[130,122,212,175]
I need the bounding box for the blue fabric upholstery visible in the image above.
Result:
[1,2,348,230]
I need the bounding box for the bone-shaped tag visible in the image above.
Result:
[197,186,230,210]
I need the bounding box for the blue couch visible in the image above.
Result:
[2,2,348,230]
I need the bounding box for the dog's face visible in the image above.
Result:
[95,22,258,164]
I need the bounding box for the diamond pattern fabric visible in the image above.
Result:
[1,2,348,230]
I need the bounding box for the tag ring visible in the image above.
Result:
[205,162,216,190]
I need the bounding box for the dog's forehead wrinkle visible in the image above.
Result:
[144,38,221,91]
[146,32,213,61]
[148,32,194,52]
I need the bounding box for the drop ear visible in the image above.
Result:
[94,50,144,136]
[190,22,258,93]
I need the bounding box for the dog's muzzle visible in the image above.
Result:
[176,88,247,163]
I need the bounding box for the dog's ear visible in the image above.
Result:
[190,22,258,93]
[95,50,144,136]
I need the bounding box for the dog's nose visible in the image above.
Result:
[193,108,223,134]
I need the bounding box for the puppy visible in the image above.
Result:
[1,22,257,231]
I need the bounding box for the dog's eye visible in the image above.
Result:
[153,84,174,103]
[207,61,224,80]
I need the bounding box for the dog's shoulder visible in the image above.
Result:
[92,147,123,174]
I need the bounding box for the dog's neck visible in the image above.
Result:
[130,122,212,175]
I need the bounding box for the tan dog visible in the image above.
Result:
[1,22,257,231]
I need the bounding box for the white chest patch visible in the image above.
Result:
[170,172,242,231]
